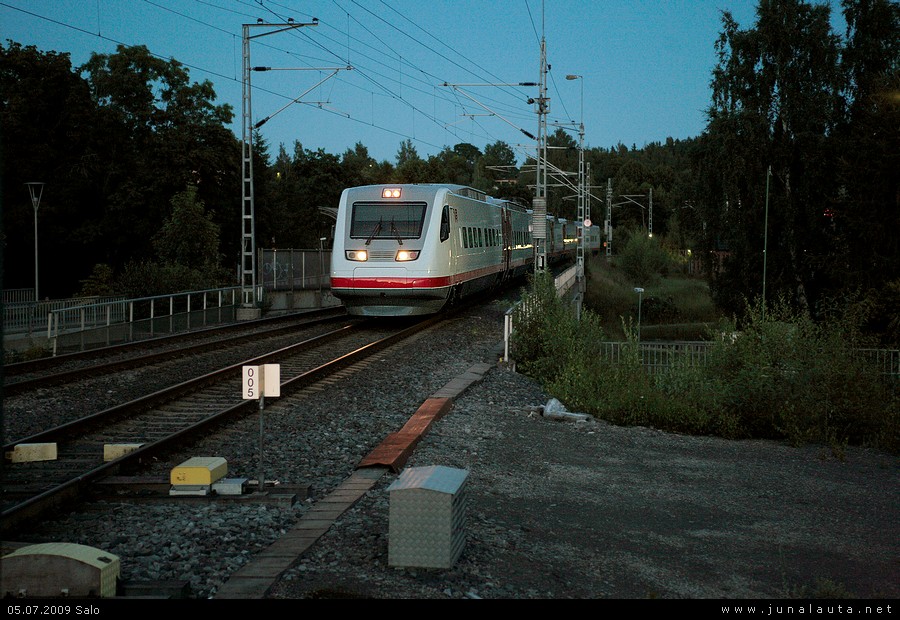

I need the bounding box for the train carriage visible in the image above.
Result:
[330,184,533,317]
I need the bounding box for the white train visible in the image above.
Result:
[330,183,600,316]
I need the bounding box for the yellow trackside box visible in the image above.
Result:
[6,443,57,463]
[170,457,228,486]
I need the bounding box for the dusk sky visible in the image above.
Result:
[2,0,847,164]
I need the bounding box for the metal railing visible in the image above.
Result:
[3,288,37,304]
[32,287,242,355]
[5,296,127,336]
[505,332,899,383]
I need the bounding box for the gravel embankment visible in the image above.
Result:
[5,299,898,601]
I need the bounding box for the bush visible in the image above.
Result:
[616,230,672,285]
[511,278,899,454]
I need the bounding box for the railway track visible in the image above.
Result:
[3,307,349,394]
[1,313,443,537]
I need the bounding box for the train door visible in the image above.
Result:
[501,207,512,280]
[443,203,459,284]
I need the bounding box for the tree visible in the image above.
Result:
[341,142,379,188]
[426,146,475,185]
[830,0,900,304]
[79,44,237,281]
[154,185,222,271]
[395,139,420,168]
[0,42,97,295]
[481,140,518,189]
[699,0,844,317]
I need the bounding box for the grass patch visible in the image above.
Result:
[584,255,718,340]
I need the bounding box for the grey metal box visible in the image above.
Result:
[387,465,469,569]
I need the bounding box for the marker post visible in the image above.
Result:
[242,364,281,493]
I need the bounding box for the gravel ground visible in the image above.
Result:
[4,299,898,601]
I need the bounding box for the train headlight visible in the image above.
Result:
[395,249,419,262]
[382,187,401,198]
[346,250,368,261]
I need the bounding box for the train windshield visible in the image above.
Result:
[349,201,427,240]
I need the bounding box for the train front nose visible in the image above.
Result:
[352,267,407,287]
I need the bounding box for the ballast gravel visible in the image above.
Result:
[4,300,898,600]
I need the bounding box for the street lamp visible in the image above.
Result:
[25,182,45,302]
[634,287,644,341]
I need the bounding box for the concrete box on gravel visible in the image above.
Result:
[387,465,469,569]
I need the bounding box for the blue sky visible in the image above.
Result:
[1,0,847,165]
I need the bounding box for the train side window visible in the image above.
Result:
[440,204,450,242]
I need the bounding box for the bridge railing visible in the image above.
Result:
[44,287,243,355]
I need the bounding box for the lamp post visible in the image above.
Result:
[25,182,45,302]
[634,287,644,341]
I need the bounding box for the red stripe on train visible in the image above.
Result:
[331,277,452,289]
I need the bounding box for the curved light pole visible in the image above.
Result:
[25,182,45,301]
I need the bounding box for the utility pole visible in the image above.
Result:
[586,162,592,233]
[240,18,321,317]
[565,74,585,292]
[532,31,549,273]
[605,178,613,260]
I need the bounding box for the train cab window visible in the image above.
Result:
[440,205,450,242]
[350,201,426,240]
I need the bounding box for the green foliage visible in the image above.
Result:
[706,296,898,452]
[77,264,117,297]
[584,254,716,340]
[616,229,672,285]
[153,185,221,270]
[695,0,900,339]
[114,259,228,298]
[513,274,898,454]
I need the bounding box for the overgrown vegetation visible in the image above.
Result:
[511,266,899,456]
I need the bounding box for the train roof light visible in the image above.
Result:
[382,188,401,198]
